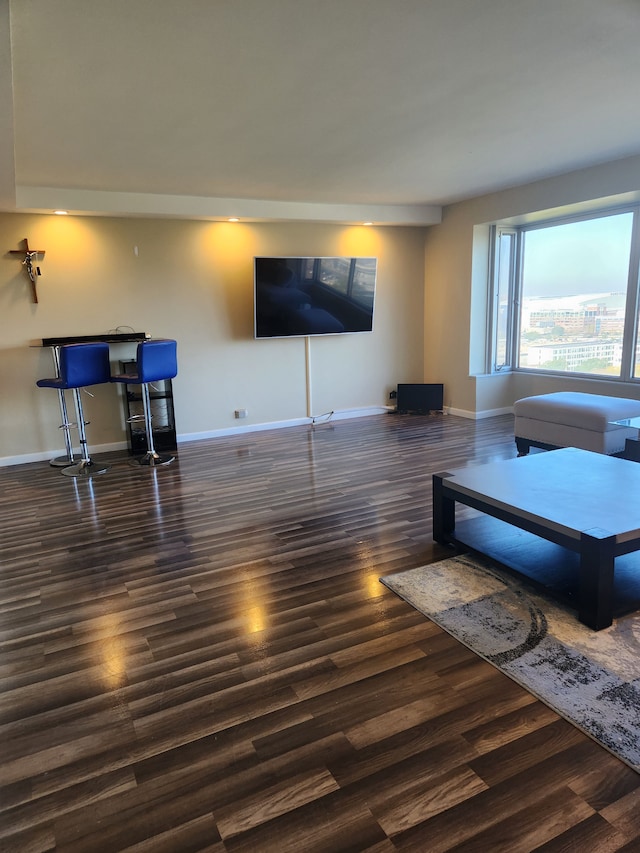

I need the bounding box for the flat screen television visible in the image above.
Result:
[254,256,377,339]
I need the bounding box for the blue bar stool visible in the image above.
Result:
[111,339,178,467]
[36,343,112,478]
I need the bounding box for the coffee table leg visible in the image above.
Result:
[579,529,615,630]
[433,473,455,544]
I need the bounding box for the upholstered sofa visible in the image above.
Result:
[514,391,640,456]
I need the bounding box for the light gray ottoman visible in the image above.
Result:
[514,391,640,456]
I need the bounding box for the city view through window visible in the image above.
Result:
[514,212,636,377]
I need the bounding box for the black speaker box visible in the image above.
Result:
[396,383,444,414]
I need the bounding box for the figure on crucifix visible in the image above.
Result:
[10,238,45,303]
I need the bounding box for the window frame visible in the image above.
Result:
[488,204,640,383]
[488,225,519,373]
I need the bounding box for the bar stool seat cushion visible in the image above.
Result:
[110,339,177,385]
[37,343,112,389]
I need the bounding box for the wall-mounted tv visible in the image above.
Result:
[254,256,377,339]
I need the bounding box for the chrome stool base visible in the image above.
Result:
[129,451,175,468]
[50,454,76,467]
[61,459,109,478]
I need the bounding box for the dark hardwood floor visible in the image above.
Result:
[1,413,639,852]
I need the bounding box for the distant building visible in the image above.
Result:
[522,292,626,336]
[525,339,622,370]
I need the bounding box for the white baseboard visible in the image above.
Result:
[447,405,513,420]
[178,406,389,444]
[177,418,310,443]
[1,405,512,467]
[0,441,128,469]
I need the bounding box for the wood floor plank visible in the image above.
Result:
[446,786,595,852]
[215,767,340,839]
[373,764,489,834]
[531,813,626,853]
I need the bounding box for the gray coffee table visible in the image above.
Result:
[433,447,640,630]
[609,415,640,461]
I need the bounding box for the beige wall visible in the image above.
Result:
[6,153,639,464]
[424,153,640,417]
[0,214,426,464]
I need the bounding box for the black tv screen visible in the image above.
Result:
[254,256,377,339]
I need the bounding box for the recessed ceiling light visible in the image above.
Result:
[54,210,68,215]
[228,217,239,222]
[363,221,373,226]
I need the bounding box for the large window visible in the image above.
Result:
[489,207,640,380]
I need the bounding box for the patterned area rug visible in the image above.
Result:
[380,554,640,773]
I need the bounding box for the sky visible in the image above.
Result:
[521,211,634,297]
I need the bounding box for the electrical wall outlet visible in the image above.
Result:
[234,408,248,419]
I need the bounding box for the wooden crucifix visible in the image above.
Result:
[10,238,45,303]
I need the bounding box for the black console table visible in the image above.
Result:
[41,332,149,346]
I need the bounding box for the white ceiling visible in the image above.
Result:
[3,0,640,224]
